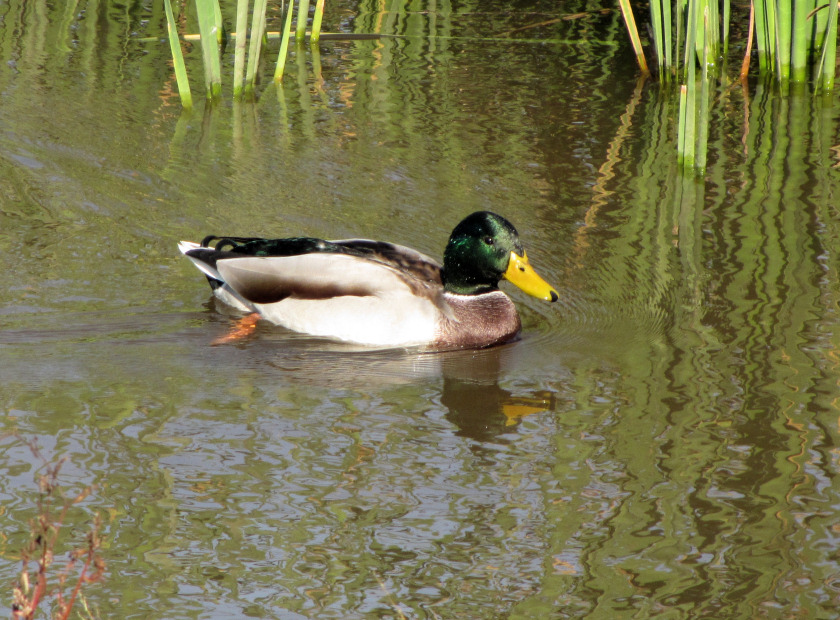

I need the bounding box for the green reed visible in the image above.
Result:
[311,0,326,43]
[618,0,650,77]
[274,0,297,82]
[295,0,311,42]
[163,0,193,108]
[619,0,839,176]
[649,0,672,79]
[628,0,839,88]
[243,0,268,97]
[195,0,223,99]
[815,0,839,91]
[232,0,249,98]
[162,0,327,104]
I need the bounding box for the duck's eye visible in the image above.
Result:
[484,236,494,245]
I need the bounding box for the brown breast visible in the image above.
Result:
[434,291,521,350]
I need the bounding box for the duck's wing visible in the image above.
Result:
[179,238,450,313]
[329,239,443,286]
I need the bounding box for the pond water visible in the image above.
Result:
[2,1,840,618]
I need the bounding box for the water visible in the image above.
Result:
[1,1,839,618]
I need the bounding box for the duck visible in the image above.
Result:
[178,211,558,349]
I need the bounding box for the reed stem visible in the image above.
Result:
[274,0,297,82]
[195,0,222,99]
[311,0,326,43]
[790,1,809,83]
[635,2,839,100]
[233,0,249,98]
[296,0,311,43]
[815,0,839,92]
[163,0,193,108]
[696,9,712,176]
[617,0,650,77]
[244,0,268,96]
[721,0,730,57]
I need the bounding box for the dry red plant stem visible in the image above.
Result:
[9,438,105,620]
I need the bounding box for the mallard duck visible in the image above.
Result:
[179,211,558,349]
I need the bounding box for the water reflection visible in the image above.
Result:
[2,0,840,618]
[224,328,557,442]
[439,349,555,442]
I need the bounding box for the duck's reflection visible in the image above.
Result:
[438,347,555,442]
[205,327,556,441]
[441,376,555,441]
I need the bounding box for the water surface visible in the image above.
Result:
[1,1,839,618]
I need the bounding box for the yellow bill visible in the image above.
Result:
[504,251,559,302]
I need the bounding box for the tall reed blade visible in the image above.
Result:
[233,0,250,98]
[765,0,778,73]
[311,0,326,43]
[815,0,839,92]
[650,0,667,77]
[696,76,710,175]
[678,0,700,173]
[213,0,224,44]
[274,0,296,82]
[721,0,730,56]
[676,0,685,75]
[163,0,193,108]
[698,0,720,69]
[752,0,774,73]
[617,0,650,76]
[710,0,720,61]
[696,9,713,175]
[244,0,268,96]
[790,1,809,83]
[195,0,223,99]
[682,79,696,172]
[296,0,311,42]
[662,0,673,76]
[811,0,830,47]
[678,83,692,168]
[682,0,699,81]
[692,0,709,69]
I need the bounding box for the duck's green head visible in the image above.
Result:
[442,211,559,302]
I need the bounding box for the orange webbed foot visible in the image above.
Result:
[212,313,261,345]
